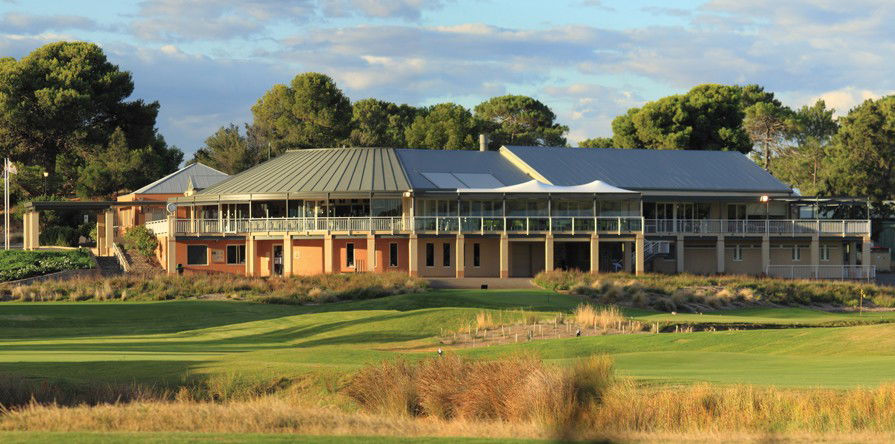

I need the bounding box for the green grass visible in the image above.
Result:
[1,289,895,389]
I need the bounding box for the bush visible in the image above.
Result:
[39,226,79,247]
[0,249,94,282]
[123,226,158,258]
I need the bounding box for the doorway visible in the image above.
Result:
[554,241,590,272]
[272,245,284,276]
[598,242,624,272]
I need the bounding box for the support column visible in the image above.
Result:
[246,235,256,277]
[635,233,645,276]
[22,212,30,250]
[676,235,685,273]
[862,236,872,268]
[283,234,293,276]
[96,212,106,256]
[849,241,858,266]
[31,211,39,250]
[455,235,465,278]
[324,234,334,274]
[761,235,770,275]
[623,242,632,273]
[810,235,820,268]
[545,234,554,272]
[166,215,177,275]
[716,236,725,274]
[499,234,509,278]
[408,234,418,277]
[589,234,599,274]
[104,210,114,256]
[367,234,376,273]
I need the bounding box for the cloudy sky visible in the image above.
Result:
[1,0,893,156]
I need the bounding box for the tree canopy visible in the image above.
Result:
[251,73,352,154]
[578,137,615,148]
[610,84,779,153]
[404,103,479,150]
[0,41,182,199]
[768,100,838,195]
[823,96,895,204]
[349,99,418,148]
[474,95,567,149]
[191,124,261,174]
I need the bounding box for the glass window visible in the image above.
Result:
[733,245,743,261]
[346,243,355,267]
[187,245,208,265]
[426,243,435,267]
[792,246,801,261]
[728,204,747,220]
[553,199,593,217]
[821,244,830,261]
[507,198,547,216]
[389,243,399,267]
[226,245,245,264]
[372,199,402,217]
[473,243,481,267]
[443,243,451,267]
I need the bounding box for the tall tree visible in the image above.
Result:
[251,72,352,154]
[770,100,838,194]
[473,95,568,149]
[0,41,180,195]
[192,124,260,174]
[349,99,418,147]
[611,84,779,152]
[824,96,895,204]
[404,103,478,150]
[578,137,615,148]
[743,102,795,170]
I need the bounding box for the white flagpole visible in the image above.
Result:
[4,158,9,250]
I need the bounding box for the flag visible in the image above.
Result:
[5,162,16,175]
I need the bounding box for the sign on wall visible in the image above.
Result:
[211,248,225,263]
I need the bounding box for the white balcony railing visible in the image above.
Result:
[766,265,876,281]
[144,219,169,236]
[645,219,870,236]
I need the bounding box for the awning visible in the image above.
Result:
[456,179,638,195]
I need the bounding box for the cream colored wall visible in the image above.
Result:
[464,238,500,277]
[724,241,762,275]
[509,241,545,277]
[417,237,456,277]
[683,246,716,275]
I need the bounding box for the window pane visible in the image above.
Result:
[389,243,399,267]
[473,243,480,267]
[187,245,207,265]
[346,243,355,267]
[226,245,246,264]
[426,243,434,267]
[443,243,451,267]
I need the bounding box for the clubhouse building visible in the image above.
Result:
[125,143,872,280]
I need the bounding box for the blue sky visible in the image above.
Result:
[1,0,893,157]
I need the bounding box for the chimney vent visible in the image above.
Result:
[479,134,488,152]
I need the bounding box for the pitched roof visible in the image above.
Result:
[501,146,792,194]
[395,149,532,191]
[131,163,229,195]
[199,148,410,194]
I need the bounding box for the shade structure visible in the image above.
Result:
[456,179,638,195]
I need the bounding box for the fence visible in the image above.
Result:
[765,265,876,281]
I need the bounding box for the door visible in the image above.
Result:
[272,245,284,276]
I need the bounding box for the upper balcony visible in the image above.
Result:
[145,216,870,237]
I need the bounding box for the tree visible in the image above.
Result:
[349,99,418,147]
[0,42,180,195]
[611,84,779,152]
[770,100,838,194]
[192,124,260,174]
[743,102,795,170]
[473,95,568,149]
[404,103,478,150]
[76,128,145,197]
[251,73,352,153]
[824,96,895,204]
[578,137,615,148]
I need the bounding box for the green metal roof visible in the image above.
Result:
[199,148,411,195]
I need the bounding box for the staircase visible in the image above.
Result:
[643,240,671,264]
[95,256,123,276]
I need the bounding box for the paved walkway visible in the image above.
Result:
[426,277,536,289]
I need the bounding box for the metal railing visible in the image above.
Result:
[144,219,168,236]
[645,219,870,236]
[766,265,876,281]
[173,217,408,235]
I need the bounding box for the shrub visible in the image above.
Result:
[123,226,158,258]
[39,226,79,247]
[0,249,93,282]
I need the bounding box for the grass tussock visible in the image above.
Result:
[0,272,428,304]
[535,269,894,311]
[573,304,626,330]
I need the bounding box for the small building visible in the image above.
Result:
[136,146,872,280]
[115,163,228,236]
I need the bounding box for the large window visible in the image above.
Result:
[187,245,208,265]
[553,199,593,217]
[460,199,503,216]
[418,199,458,216]
[389,243,399,267]
[346,243,355,267]
[226,245,246,264]
[425,243,435,267]
[443,243,451,267]
[506,198,547,216]
[372,199,402,217]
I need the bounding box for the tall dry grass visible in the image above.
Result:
[573,304,626,330]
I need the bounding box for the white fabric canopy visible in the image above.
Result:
[456,179,637,194]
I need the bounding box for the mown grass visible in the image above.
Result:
[0,249,93,282]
